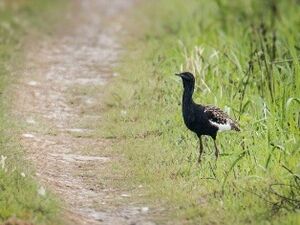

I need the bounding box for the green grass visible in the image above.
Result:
[0,1,68,224]
[102,0,300,224]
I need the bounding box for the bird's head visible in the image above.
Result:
[175,72,195,87]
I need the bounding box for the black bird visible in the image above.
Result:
[176,72,240,163]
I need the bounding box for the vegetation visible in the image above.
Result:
[0,0,66,223]
[103,0,300,224]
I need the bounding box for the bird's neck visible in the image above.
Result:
[182,82,194,106]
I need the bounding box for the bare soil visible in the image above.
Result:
[12,1,157,224]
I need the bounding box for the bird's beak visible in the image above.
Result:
[175,73,181,77]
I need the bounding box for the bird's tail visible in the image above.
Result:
[230,122,241,132]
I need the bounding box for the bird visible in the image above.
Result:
[175,72,240,163]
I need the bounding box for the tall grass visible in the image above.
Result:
[0,0,67,223]
[103,0,300,224]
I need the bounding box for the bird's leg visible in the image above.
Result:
[198,136,204,163]
[213,139,219,159]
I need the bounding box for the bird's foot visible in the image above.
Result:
[214,143,220,160]
[197,157,202,164]
[215,150,219,160]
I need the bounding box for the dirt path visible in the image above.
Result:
[12,1,156,224]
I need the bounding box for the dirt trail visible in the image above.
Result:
[13,1,156,224]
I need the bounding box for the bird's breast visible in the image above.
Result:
[182,109,199,132]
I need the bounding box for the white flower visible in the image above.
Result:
[38,186,46,196]
[0,155,7,170]
[120,110,127,116]
[22,133,35,138]
[141,207,149,213]
[26,118,36,124]
[27,80,38,86]
[21,172,26,177]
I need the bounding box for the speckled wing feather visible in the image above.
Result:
[204,106,240,131]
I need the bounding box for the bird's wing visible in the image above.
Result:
[204,105,240,131]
